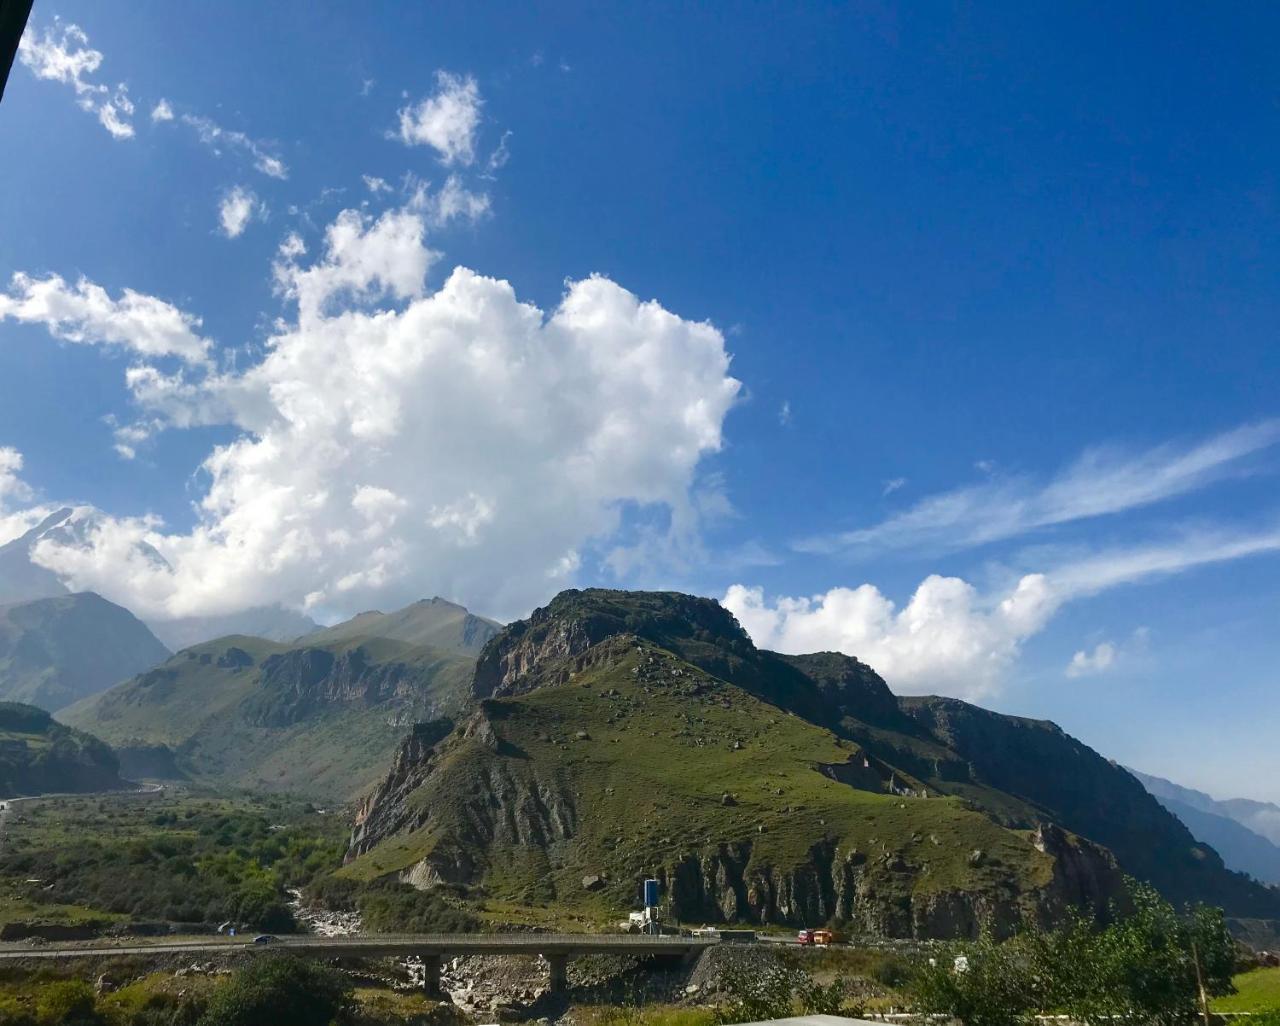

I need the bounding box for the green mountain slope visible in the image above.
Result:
[61,633,475,800]
[871,697,1278,915]
[0,702,123,796]
[309,597,500,655]
[347,588,1280,936]
[0,593,170,712]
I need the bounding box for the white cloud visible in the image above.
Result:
[396,71,483,165]
[171,113,288,179]
[778,400,791,426]
[1065,627,1150,678]
[1065,641,1116,678]
[150,98,174,122]
[0,448,32,510]
[18,20,135,139]
[0,273,211,365]
[486,130,512,174]
[728,522,1280,698]
[725,575,1057,699]
[21,205,741,624]
[802,421,1280,555]
[362,175,392,195]
[218,186,260,239]
[405,174,490,227]
[883,477,906,496]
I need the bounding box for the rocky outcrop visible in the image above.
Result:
[651,832,1125,939]
[243,646,455,727]
[473,589,757,700]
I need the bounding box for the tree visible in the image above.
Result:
[197,957,354,1026]
[908,931,1048,1026]
[908,884,1239,1026]
[1052,885,1236,1026]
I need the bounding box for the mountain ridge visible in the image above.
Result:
[344,588,1280,935]
[0,592,170,712]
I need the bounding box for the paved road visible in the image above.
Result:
[0,933,719,961]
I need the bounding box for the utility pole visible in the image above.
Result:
[1191,938,1212,1026]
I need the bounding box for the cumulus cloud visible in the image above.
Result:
[396,71,483,165]
[728,524,1280,698]
[150,98,174,122]
[725,575,1057,698]
[1065,641,1116,678]
[801,420,1280,556]
[0,273,211,365]
[1065,627,1150,679]
[168,113,288,179]
[18,19,135,139]
[22,204,740,623]
[218,186,260,239]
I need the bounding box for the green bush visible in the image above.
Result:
[34,980,100,1026]
[196,958,353,1026]
[907,884,1239,1026]
[909,932,1046,1026]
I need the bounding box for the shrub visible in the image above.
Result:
[34,980,100,1026]
[196,958,353,1026]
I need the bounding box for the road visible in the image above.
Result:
[0,932,718,961]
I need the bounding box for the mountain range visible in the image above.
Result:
[1131,769,1280,886]
[61,597,494,798]
[0,593,170,711]
[0,506,319,652]
[341,589,1280,937]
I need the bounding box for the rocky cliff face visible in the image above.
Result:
[243,646,453,726]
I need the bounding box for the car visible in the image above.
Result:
[797,929,814,945]
[812,929,835,946]
[252,934,279,945]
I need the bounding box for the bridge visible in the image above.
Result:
[0,933,721,996]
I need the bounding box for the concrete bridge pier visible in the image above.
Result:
[420,953,444,999]
[544,952,569,994]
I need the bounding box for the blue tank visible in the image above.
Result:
[643,878,660,908]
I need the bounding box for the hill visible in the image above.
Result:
[1131,769,1280,885]
[347,588,1280,937]
[61,632,476,800]
[0,702,123,796]
[308,597,500,655]
[0,593,170,711]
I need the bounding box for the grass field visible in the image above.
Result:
[1215,968,1280,1014]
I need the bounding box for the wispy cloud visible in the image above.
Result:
[799,420,1280,556]
[168,112,289,179]
[18,19,134,139]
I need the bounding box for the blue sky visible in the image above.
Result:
[1,2,1278,800]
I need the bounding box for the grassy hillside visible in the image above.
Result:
[347,588,1280,935]
[346,634,1116,937]
[62,634,475,801]
[0,592,170,712]
[0,702,122,796]
[308,597,500,655]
